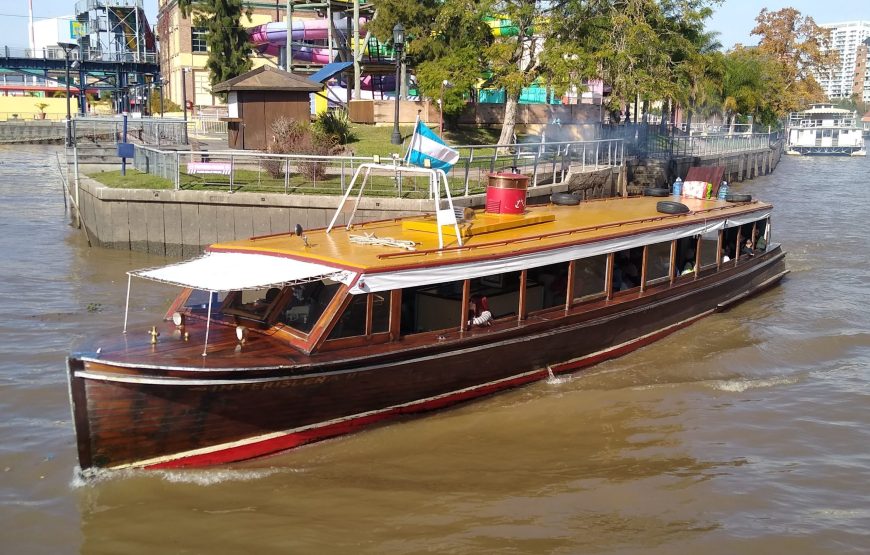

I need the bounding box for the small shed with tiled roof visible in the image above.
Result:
[213,65,322,150]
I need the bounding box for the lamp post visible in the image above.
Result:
[58,41,79,147]
[181,67,189,122]
[390,22,405,145]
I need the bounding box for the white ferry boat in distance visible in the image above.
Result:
[786,103,866,156]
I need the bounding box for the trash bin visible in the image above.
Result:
[485,172,529,214]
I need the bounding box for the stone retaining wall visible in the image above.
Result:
[626,141,784,192]
[0,121,66,143]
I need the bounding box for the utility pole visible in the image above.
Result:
[353,0,360,100]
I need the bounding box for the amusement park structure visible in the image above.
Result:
[0,0,158,114]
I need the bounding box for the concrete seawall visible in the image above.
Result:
[627,140,784,191]
[72,140,779,255]
[0,121,66,144]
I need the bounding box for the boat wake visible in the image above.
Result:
[704,374,799,393]
[545,366,571,385]
[70,465,296,488]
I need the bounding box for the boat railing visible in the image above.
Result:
[129,137,625,200]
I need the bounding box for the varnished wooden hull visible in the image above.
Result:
[68,249,787,472]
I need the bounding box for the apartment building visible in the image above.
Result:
[817,21,870,102]
[156,0,283,109]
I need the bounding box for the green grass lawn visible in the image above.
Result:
[88,166,489,198]
[87,125,527,196]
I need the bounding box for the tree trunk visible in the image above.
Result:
[497,93,520,149]
[659,98,669,135]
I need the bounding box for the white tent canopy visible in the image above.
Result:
[130,252,355,291]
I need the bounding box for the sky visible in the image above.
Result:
[0,0,866,50]
[707,0,870,49]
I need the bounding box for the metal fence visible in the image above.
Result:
[132,138,625,199]
[71,116,188,146]
[602,123,779,159]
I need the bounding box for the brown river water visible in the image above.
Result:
[1,144,868,554]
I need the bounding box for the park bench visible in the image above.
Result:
[186,161,232,176]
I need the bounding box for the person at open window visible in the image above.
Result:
[754,228,767,252]
[681,262,694,275]
[468,296,492,327]
[740,239,755,258]
[721,247,731,263]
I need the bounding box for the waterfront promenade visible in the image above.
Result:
[7,116,781,254]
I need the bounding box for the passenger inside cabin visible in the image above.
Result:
[721,247,731,263]
[754,228,767,252]
[678,248,696,276]
[468,296,493,327]
[613,252,640,291]
[741,239,755,258]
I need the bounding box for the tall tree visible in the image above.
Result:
[369,0,490,124]
[177,0,253,89]
[750,7,836,114]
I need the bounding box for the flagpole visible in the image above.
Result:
[403,112,421,163]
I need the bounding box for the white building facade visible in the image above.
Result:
[817,21,870,102]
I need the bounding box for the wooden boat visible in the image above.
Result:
[67,165,787,472]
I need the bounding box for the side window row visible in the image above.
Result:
[317,219,767,342]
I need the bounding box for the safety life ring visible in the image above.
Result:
[656,200,690,214]
[725,193,752,202]
[643,187,670,197]
[551,192,580,206]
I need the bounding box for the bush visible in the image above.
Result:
[265,117,339,181]
[313,108,355,144]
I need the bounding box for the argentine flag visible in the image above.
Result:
[407,121,460,172]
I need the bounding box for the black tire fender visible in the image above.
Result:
[725,193,752,202]
[551,192,580,205]
[643,187,670,197]
[657,200,690,214]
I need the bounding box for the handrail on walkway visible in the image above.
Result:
[131,138,626,199]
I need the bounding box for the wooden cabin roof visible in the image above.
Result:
[212,65,322,93]
[209,195,772,273]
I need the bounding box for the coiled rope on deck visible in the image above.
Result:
[349,233,418,251]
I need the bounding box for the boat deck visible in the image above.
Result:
[211,195,770,271]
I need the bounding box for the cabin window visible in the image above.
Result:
[722,227,739,261]
[754,219,769,251]
[699,231,719,268]
[612,247,643,291]
[573,254,607,300]
[223,287,282,320]
[327,292,391,340]
[470,271,523,320]
[183,289,226,313]
[738,224,755,259]
[400,280,464,334]
[277,279,341,334]
[645,241,672,283]
[329,294,368,339]
[372,293,390,333]
[526,262,570,311]
[674,237,696,277]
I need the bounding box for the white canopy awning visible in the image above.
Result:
[130,252,356,291]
